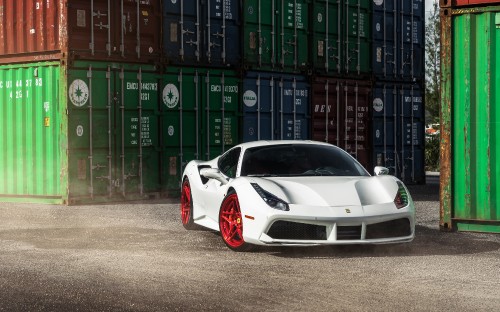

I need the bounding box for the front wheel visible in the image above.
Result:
[219,191,253,252]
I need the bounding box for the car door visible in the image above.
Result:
[204,147,242,223]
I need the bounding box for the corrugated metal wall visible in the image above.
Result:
[441,5,500,233]
[0,62,63,202]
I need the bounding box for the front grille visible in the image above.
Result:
[267,221,327,240]
[366,218,412,239]
[337,226,362,240]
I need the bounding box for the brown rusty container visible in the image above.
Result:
[310,77,372,170]
[0,0,161,64]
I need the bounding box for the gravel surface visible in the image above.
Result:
[0,178,499,312]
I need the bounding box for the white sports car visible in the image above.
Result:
[181,140,415,251]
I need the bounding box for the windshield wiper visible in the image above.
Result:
[247,173,278,177]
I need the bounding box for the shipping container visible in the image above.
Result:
[241,71,310,142]
[163,0,241,67]
[371,83,425,184]
[67,61,163,203]
[310,0,371,77]
[0,62,63,203]
[310,77,372,169]
[0,0,161,64]
[372,0,424,81]
[0,61,167,204]
[161,67,240,191]
[241,0,310,72]
[440,6,500,233]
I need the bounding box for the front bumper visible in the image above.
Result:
[242,203,415,246]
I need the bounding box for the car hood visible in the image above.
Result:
[249,175,400,207]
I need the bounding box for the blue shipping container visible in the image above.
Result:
[372,0,424,81]
[372,83,425,184]
[163,0,241,67]
[241,72,310,142]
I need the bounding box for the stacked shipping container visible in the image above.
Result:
[440,1,500,233]
[0,0,165,204]
[370,0,425,184]
[0,0,426,204]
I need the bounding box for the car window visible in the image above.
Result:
[218,147,241,179]
[240,144,369,177]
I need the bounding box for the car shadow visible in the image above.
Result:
[257,225,500,258]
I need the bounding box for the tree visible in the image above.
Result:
[425,0,440,124]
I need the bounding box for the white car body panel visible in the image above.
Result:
[182,140,415,247]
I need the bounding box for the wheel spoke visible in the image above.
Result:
[220,193,246,248]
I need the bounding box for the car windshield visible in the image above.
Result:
[240,144,369,177]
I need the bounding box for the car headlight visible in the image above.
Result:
[394,181,409,209]
[251,183,289,211]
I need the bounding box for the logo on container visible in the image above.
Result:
[163,84,179,108]
[243,90,257,107]
[373,98,384,112]
[69,79,89,107]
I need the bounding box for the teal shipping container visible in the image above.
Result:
[440,6,500,233]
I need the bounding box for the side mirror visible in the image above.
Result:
[200,168,228,185]
[374,166,390,176]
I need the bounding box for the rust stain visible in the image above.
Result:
[439,10,453,231]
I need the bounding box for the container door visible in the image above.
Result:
[162,68,200,191]
[242,0,276,70]
[67,0,161,63]
[163,0,201,65]
[341,81,371,167]
[204,0,241,67]
[343,0,371,76]
[276,75,310,140]
[399,0,424,80]
[399,86,424,183]
[311,0,341,75]
[277,0,310,72]
[67,63,161,203]
[200,70,240,159]
[67,65,112,200]
[311,78,341,145]
[117,67,161,197]
[241,72,275,142]
[372,83,424,184]
[372,0,396,78]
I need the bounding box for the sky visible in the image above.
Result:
[425,0,438,16]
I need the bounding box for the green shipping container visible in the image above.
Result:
[0,61,168,204]
[242,0,310,72]
[0,62,63,203]
[440,6,500,233]
[67,62,163,203]
[161,67,240,191]
[310,0,371,76]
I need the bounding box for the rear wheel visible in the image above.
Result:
[180,178,196,230]
[219,191,253,252]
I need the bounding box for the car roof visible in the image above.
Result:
[235,140,334,150]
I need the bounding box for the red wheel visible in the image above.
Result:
[180,178,196,230]
[219,191,253,251]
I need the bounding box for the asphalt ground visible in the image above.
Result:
[0,176,499,312]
